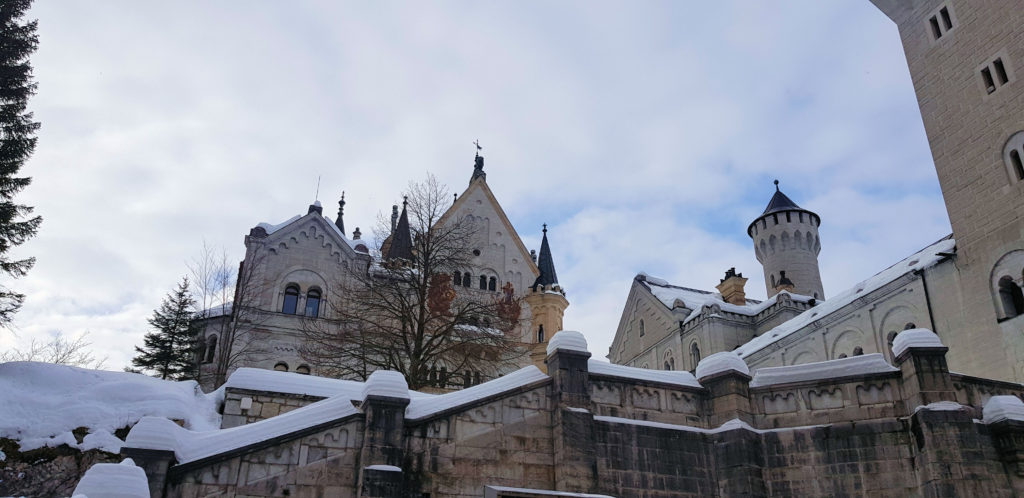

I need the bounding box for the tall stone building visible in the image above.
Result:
[194,152,568,389]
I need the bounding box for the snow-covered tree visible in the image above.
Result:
[0,0,43,326]
[132,277,196,379]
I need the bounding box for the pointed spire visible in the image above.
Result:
[471,140,486,184]
[531,224,559,290]
[335,191,346,234]
[761,179,802,216]
[386,196,414,261]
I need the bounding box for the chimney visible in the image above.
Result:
[715,267,748,306]
[773,270,795,294]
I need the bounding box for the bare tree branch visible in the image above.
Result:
[0,331,108,369]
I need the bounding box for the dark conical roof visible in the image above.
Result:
[335,192,346,235]
[531,224,558,290]
[386,198,414,261]
[761,184,802,216]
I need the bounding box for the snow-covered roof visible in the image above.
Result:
[0,362,221,454]
[749,353,898,388]
[891,328,945,357]
[983,395,1024,424]
[256,212,368,253]
[196,302,232,319]
[735,236,956,359]
[71,458,149,498]
[637,273,813,326]
[126,366,549,464]
[695,352,750,381]
[588,359,702,389]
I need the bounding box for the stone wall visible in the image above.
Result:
[221,387,325,428]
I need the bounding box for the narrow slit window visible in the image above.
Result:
[1011,150,1024,181]
[929,16,942,39]
[994,58,1009,84]
[940,7,952,30]
[982,67,996,94]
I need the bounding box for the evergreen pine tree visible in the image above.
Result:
[132,278,197,380]
[0,0,42,325]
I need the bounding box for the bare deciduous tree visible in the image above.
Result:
[301,175,524,390]
[189,243,271,387]
[0,330,107,369]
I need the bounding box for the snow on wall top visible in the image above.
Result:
[256,212,367,252]
[0,361,221,454]
[546,330,589,356]
[983,395,1024,424]
[126,366,549,464]
[362,370,410,400]
[637,273,812,326]
[223,368,436,401]
[695,352,751,380]
[71,458,149,498]
[749,353,898,388]
[891,328,945,357]
[735,236,955,359]
[588,359,702,389]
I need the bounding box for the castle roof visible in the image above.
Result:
[747,180,820,237]
[386,198,414,261]
[531,225,559,290]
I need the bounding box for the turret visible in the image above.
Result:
[747,181,825,299]
[525,224,569,372]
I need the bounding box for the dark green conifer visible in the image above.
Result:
[132,278,197,380]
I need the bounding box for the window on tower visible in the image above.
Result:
[305,289,321,317]
[282,284,299,314]
[980,53,1013,95]
[927,3,956,41]
[1003,131,1024,183]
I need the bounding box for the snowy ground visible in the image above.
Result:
[0,361,222,454]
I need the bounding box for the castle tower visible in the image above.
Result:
[748,181,825,299]
[869,0,1024,381]
[524,224,569,373]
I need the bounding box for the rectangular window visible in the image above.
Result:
[940,7,953,30]
[994,58,1009,84]
[982,67,996,94]
[929,16,942,40]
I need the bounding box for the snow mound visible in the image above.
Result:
[546,330,589,356]
[71,458,149,498]
[892,328,945,357]
[588,360,702,389]
[736,237,955,359]
[0,362,221,454]
[983,395,1024,424]
[362,370,410,400]
[222,367,435,400]
[750,354,898,388]
[695,352,750,381]
[406,366,548,419]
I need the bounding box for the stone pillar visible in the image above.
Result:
[119,447,175,498]
[356,371,410,498]
[545,331,598,493]
[984,397,1024,495]
[696,352,754,427]
[893,328,956,410]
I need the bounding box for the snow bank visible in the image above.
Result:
[983,395,1024,424]
[736,237,955,359]
[892,328,945,358]
[71,458,149,498]
[546,330,589,355]
[588,360,702,389]
[0,362,221,453]
[362,370,410,400]
[126,366,548,463]
[750,354,898,388]
[406,366,548,419]
[695,352,750,381]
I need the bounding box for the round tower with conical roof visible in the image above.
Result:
[747,181,825,300]
[525,224,568,373]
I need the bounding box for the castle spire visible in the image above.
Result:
[470,140,486,184]
[531,224,559,290]
[386,196,414,261]
[335,191,346,235]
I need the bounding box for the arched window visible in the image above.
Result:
[887,331,899,348]
[904,322,917,330]
[488,277,497,291]
[439,366,448,387]
[537,324,545,343]
[295,365,311,375]
[205,335,217,363]
[670,357,676,370]
[1003,131,1024,183]
[999,276,1024,318]
[479,275,487,290]
[853,346,864,356]
[453,272,462,287]
[462,273,471,288]
[282,284,299,314]
[304,289,321,317]
[196,340,207,365]
[690,343,701,369]
[639,319,645,337]
[274,362,289,372]
[838,354,848,359]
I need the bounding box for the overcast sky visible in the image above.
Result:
[2,1,951,369]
